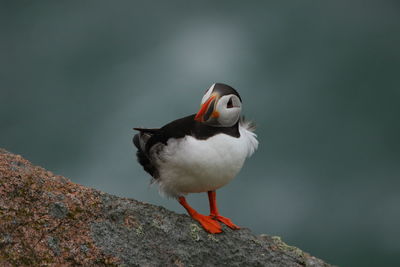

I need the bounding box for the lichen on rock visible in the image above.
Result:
[0,149,335,266]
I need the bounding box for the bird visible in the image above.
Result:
[133,83,258,234]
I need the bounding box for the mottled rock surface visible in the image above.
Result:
[0,149,335,266]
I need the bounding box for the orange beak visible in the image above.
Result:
[194,95,217,122]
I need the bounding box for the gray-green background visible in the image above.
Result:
[1,1,399,266]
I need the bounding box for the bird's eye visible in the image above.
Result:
[227,98,233,108]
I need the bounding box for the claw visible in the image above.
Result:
[192,213,222,234]
[213,215,240,230]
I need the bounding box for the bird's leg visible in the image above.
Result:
[208,190,240,230]
[178,196,222,234]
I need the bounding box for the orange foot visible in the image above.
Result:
[212,215,240,230]
[192,213,222,234]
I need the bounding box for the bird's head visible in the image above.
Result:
[194,83,242,127]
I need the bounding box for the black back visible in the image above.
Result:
[133,114,240,179]
[144,114,239,152]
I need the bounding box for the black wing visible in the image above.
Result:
[144,114,240,151]
[132,114,240,178]
[133,128,160,178]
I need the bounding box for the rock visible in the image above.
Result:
[49,202,69,219]
[0,149,335,266]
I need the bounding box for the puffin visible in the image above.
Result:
[133,83,258,234]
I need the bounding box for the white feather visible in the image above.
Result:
[152,122,258,198]
[201,83,215,104]
[239,118,258,157]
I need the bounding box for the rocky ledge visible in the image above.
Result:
[0,149,334,266]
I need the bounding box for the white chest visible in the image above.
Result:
[155,125,258,198]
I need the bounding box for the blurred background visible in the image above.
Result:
[1,1,399,266]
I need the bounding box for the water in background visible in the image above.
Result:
[1,1,400,266]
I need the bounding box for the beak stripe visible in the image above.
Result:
[203,99,216,121]
[194,95,216,122]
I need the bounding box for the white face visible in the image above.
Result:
[195,83,243,127]
[214,94,242,127]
